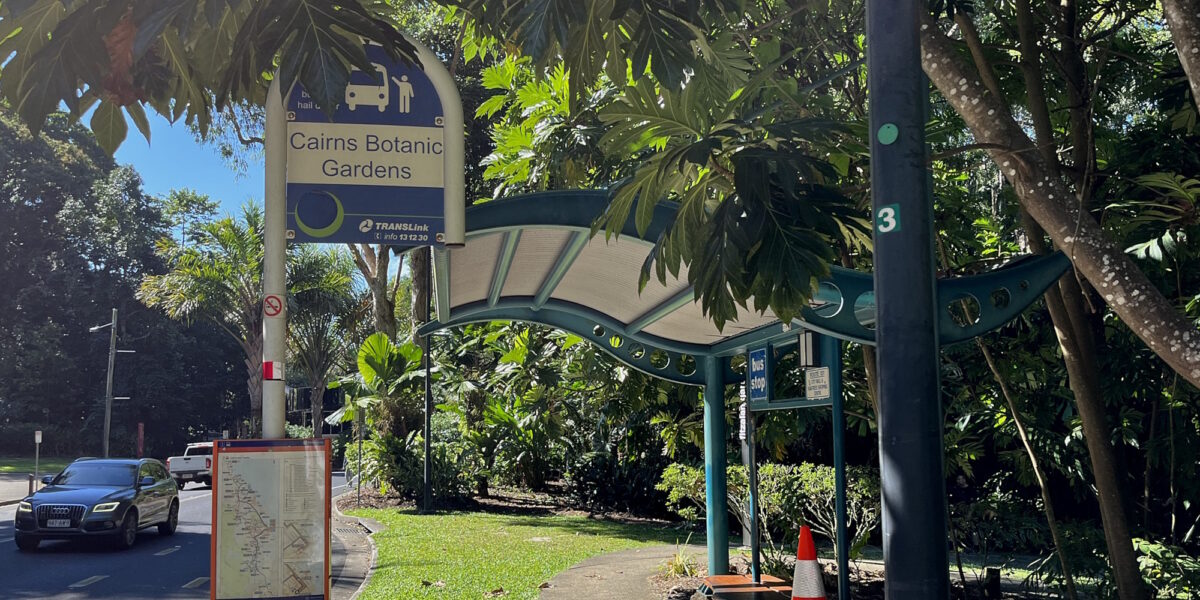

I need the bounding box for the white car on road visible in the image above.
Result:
[165,443,212,489]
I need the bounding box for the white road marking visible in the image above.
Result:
[0,537,12,544]
[68,575,109,588]
[155,545,181,556]
[180,492,211,503]
[182,577,209,589]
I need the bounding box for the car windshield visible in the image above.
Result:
[53,464,137,486]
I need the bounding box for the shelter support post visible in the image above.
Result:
[739,386,761,583]
[826,335,849,600]
[703,357,729,575]
[867,0,949,597]
[262,79,287,440]
[422,249,434,513]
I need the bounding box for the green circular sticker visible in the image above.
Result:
[877,123,899,145]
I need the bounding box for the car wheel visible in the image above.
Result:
[114,510,138,550]
[202,477,211,487]
[14,533,39,552]
[158,500,179,536]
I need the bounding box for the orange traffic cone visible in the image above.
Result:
[791,525,825,600]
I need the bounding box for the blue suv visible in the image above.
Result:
[14,458,179,551]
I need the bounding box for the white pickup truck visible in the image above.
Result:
[166,442,213,489]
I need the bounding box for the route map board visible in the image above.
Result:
[285,42,448,245]
[211,439,331,600]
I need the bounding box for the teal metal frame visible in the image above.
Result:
[703,356,730,575]
[412,189,1073,582]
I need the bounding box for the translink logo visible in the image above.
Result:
[358,219,374,233]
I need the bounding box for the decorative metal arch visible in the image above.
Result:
[417,190,1071,384]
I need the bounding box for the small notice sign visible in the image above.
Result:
[806,367,831,400]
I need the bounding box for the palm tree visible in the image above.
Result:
[289,247,356,435]
[139,202,341,435]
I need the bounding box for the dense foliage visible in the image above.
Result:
[4,1,1200,597]
[0,109,243,456]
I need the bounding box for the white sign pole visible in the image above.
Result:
[34,430,40,487]
[262,79,288,440]
[407,33,465,246]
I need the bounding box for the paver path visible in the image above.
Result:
[539,544,707,600]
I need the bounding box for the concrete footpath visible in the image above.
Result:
[0,472,37,506]
[332,493,384,600]
[540,544,708,600]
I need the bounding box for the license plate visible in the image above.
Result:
[46,518,72,528]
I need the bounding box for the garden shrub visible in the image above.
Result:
[344,428,480,500]
[565,450,669,515]
[1133,538,1200,598]
[658,461,881,576]
[285,423,314,439]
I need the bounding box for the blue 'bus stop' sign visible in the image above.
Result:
[285,43,449,244]
[747,347,771,403]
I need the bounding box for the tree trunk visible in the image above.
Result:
[311,378,327,437]
[1163,0,1200,114]
[918,12,1200,390]
[410,247,431,341]
[920,14,1156,598]
[1020,213,1144,600]
[244,330,263,437]
[978,339,1079,600]
[349,243,396,339]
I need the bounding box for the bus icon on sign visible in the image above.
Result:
[346,63,388,112]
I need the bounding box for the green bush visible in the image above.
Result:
[343,429,480,500]
[657,461,881,576]
[331,429,352,466]
[1134,538,1200,599]
[285,423,314,439]
[565,450,669,515]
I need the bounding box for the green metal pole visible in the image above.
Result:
[826,335,849,600]
[703,357,729,575]
[867,0,949,597]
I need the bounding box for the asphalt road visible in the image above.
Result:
[0,473,348,599]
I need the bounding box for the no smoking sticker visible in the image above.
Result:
[263,294,284,317]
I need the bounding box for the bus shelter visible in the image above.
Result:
[416,189,1070,596]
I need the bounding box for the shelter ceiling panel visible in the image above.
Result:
[552,236,691,323]
[644,300,780,345]
[500,229,573,299]
[450,232,504,306]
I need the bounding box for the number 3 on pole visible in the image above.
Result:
[876,203,901,233]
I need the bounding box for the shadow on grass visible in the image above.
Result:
[353,502,703,547]
[493,513,696,546]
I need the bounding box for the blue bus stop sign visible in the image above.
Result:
[285,43,450,244]
[747,347,771,403]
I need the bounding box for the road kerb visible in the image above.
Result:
[331,489,384,600]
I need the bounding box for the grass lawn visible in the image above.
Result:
[0,456,72,474]
[347,508,691,599]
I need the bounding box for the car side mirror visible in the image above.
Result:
[139,476,155,487]
[40,475,53,485]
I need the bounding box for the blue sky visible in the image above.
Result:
[114,112,263,216]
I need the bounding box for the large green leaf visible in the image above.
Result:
[91,100,130,154]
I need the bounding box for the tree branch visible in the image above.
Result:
[1163,0,1200,115]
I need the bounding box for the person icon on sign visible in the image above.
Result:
[391,75,414,113]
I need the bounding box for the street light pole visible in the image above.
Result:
[102,307,117,458]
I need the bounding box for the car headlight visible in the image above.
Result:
[17,501,32,513]
[92,502,119,513]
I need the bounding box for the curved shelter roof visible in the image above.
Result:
[417,190,1070,385]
